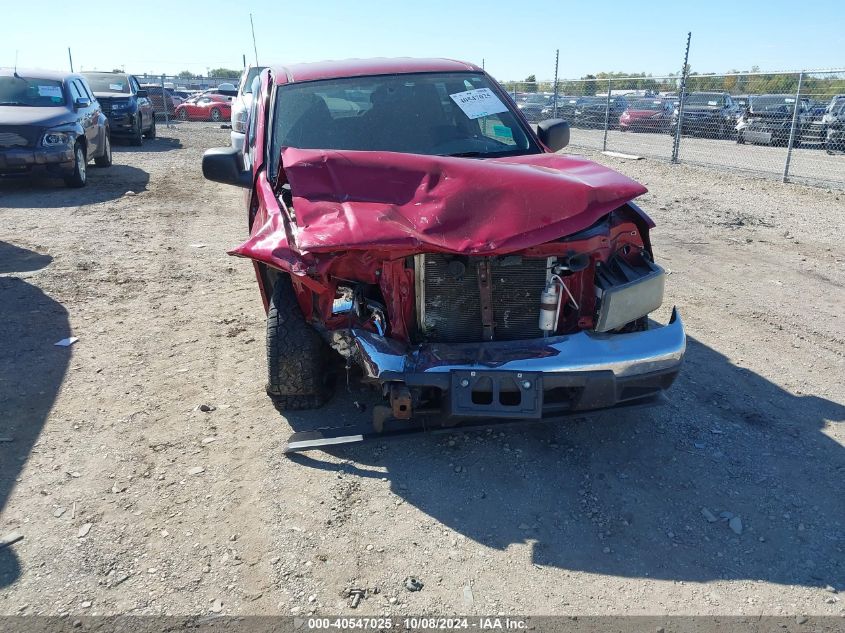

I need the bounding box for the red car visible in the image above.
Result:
[202,58,685,451]
[619,97,674,132]
[175,94,231,121]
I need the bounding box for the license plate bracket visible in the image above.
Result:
[450,370,543,419]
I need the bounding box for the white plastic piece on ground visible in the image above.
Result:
[602,151,644,160]
[54,337,78,347]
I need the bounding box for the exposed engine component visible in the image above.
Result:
[538,283,560,332]
[332,283,390,335]
[417,254,549,343]
[538,274,580,334]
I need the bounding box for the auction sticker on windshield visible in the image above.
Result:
[449,88,508,120]
[109,83,124,91]
[37,85,63,98]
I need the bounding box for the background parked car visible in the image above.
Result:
[735,94,812,146]
[573,95,628,129]
[517,93,552,122]
[175,94,231,121]
[231,66,267,151]
[619,97,674,132]
[823,95,845,152]
[82,71,155,145]
[0,69,111,187]
[140,84,177,119]
[671,92,740,139]
[540,95,581,121]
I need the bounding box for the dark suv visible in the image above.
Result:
[671,92,740,138]
[0,68,111,187]
[82,72,155,145]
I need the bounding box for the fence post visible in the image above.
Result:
[602,78,612,151]
[782,71,804,183]
[160,74,171,129]
[672,32,692,163]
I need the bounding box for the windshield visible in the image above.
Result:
[0,76,65,107]
[749,95,796,113]
[523,94,548,104]
[82,73,130,93]
[685,93,725,107]
[628,99,664,110]
[271,72,538,173]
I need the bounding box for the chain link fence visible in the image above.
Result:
[503,70,845,188]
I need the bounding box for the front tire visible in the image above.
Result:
[64,142,87,188]
[178,108,189,121]
[210,107,222,122]
[94,133,112,167]
[266,274,331,411]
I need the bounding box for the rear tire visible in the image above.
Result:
[266,273,331,411]
[145,115,157,139]
[130,118,143,146]
[64,142,87,188]
[94,133,112,167]
[210,107,222,122]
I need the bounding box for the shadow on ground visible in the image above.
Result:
[286,335,845,588]
[0,242,70,589]
[0,164,149,207]
[112,135,183,152]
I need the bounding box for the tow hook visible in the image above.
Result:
[390,384,412,419]
[372,383,412,433]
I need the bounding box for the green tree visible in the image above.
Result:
[208,68,241,79]
[177,70,194,79]
[524,74,537,92]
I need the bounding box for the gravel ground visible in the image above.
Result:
[0,122,843,617]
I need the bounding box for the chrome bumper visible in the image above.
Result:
[351,307,686,380]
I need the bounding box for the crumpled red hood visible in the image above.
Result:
[277,148,646,255]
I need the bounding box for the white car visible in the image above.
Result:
[230,67,266,151]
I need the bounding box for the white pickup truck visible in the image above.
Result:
[230,67,266,151]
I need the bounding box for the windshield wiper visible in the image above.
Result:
[445,151,483,157]
[0,101,31,106]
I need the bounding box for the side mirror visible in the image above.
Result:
[136,89,148,98]
[537,118,570,152]
[202,146,252,188]
[74,97,91,109]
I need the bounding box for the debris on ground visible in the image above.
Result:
[0,532,23,550]
[404,576,424,592]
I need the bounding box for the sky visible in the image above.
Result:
[1,0,842,81]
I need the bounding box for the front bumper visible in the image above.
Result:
[0,145,75,176]
[344,308,686,415]
[106,112,138,134]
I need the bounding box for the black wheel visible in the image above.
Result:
[178,108,189,121]
[64,142,87,188]
[130,118,143,146]
[94,133,112,167]
[266,273,331,411]
[145,114,157,139]
[210,107,222,122]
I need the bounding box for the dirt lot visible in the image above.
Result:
[1,122,843,617]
